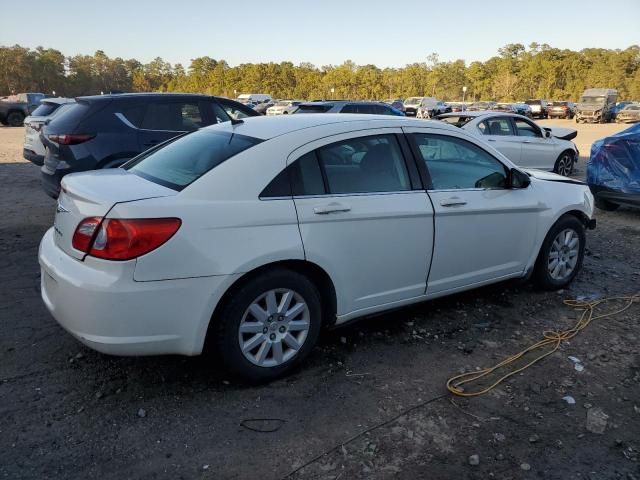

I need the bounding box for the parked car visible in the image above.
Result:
[252,101,275,115]
[23,98,75,165]
[512,103,533,117]
[39,93,243,198]
[217,97,261,120]
[611,101,633,118]
[587,123,640,210]
[435,111,578,176]
[0,92,46,126]
[382,99,405,113]
[547,101,575,119]
[416,100,450,119]
[236,93,272,105]
[490,103,518,114]
[266,100,304,115]
[575,88,617,124]
[466,101,497,112]
[447,102,464,112]
[293,101,404,115]
[615,103,640,123]
[39,113,595,381]
[403,97,439,117]
[524,99,549,119]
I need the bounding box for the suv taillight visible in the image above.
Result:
[48,134,95,145]
[72,217,181,260]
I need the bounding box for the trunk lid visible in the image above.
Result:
[54,169,178,260]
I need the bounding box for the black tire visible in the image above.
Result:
[595,197,619,211]
[532,215,586,290]
[553,151,574,177]
[215,268,322,383]
[7,111,24,127]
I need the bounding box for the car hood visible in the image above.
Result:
[525,169,585,184]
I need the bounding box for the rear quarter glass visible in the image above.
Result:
[47,100,110,134]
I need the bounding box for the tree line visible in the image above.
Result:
[1,43,639,102]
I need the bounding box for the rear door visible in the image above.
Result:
[513,117,558,170]
[404,127,541,294]
[475,116,522,164]
[290,129,433,315]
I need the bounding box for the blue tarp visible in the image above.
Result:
[587,123,640,193]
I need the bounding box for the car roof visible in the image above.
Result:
[436,111,530,120]
[299,100,386,106]
[202,113,459,140]
[76,92,215,102]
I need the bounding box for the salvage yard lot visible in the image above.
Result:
[0,121,639,479]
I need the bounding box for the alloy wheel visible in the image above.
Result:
[547,229,580,280]
[556,154,573,177]
[238,289,310,368]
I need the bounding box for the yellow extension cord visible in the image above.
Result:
[447,293,640,397]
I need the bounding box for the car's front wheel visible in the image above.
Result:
[215,269,322,382]
[532,215,585,290]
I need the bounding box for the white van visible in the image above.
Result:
[236,94,272,105]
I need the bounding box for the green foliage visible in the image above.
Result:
[1,43,638,101]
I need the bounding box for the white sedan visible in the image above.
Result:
[39,114,595,381]
[266,100,303,115]
[436,112,578,176]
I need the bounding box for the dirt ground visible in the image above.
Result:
[0,121,638,480]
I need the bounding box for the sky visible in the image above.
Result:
[2,0,639,68]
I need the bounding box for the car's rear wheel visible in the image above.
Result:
[215,269,322,382]
[553,151,574,177]
[7,111,24,127]
[595,197,619,211]
[532,215,585,290]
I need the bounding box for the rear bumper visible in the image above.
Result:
[23,148,44,166]
[39,228,237,356]
[40,165,65,198]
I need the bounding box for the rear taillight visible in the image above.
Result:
[48,134,95,145]
[72,217,181,260]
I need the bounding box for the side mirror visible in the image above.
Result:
[510,168,531,189]
[545,130,551,138]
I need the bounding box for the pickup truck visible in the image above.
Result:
[0,93,46,127]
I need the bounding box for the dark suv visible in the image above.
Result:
[40,93,257,198]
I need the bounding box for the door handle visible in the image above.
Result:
[439,197,467,207]
[313,202,351,215]
[487,138,496,142]
[523,140,532,143]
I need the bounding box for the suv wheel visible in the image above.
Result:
[532,215,585,290]
[215,269,322,382]
[7,111,24,127]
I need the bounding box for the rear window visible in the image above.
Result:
[125,129,262,191]
[48,102,92,131]
[31,103,60,117]
[295,104,332,113]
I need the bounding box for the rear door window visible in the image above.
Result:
[295,104,332,113]
[125,130,262,190]
[481,117,514,136]
[140,101,206,131]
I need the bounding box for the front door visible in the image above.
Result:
[476,115,522,164]
[290,129,434,315]
[404,128,542,295]
[512,117,558,170]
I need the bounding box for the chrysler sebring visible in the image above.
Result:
[39,114,595,381]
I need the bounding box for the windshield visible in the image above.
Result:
[404,97,421,106]
[30,103,60,117]
[125,129,262,191]
[580,96,606,104]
